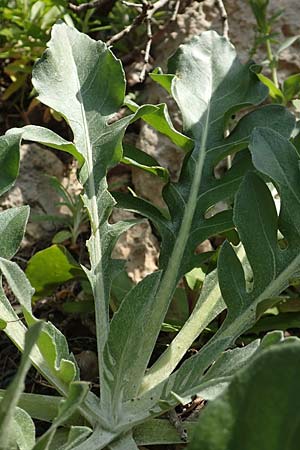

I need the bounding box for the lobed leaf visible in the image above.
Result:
[130,30,294,396]
[122,125,300,430]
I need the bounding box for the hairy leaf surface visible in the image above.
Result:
[188,342,300,450]
[126,31,294,395]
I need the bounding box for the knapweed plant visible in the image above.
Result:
[1,22,300,449]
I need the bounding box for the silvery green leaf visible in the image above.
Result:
[0,133,21,197]
[188,342,300,450]
[29,23,156,394]
[101,272,162,417]
[33,382,90,450]
[0,322,43,449]
[133,31,294,397]
[0,206,29,260]
[6,407,36,450]
[6,125,83,165]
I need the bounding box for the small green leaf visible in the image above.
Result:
[121,143,169,181]
[149,69,174,94]
[26,245,85,300]
[188,342,300,450]
[125,100,192,151]
[283,73,300,102]
[257,73,284,101]
[276,35,300,56]
[185,267,205,290]
[52,230,73,244]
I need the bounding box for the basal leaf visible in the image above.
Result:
[168,32,267,141]
[8,407,36,450]
[140,269,224,393]
[28,23,154,393]
[188,342,300,450]
[127,127,300,426]
[33,381,90,450]
[121,336,272,427]
[160,130,300,408]
[101,272,162,417]
[131,31,294,395]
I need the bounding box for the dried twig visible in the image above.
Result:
[215,0,229,39]
[148,0,169,18]
[68,0,116,13]
[139,15,153,81]
[107,1,150,46]
[107,0,171,81]
[168,408,188,442]
[121,0,143,7]
[171,0,181,22]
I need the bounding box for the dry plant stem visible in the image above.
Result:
[215,0,229,39]
[139,17,153,82]
[168,409,188,442]
[107,2,149,45]
[108,0,170,80]
[68,0,116,13]
[171,0,181,21]
[149,0,169,15]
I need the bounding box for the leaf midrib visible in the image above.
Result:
[66,32,108,399]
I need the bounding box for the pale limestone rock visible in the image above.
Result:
[111,209,159,283]
[0,143,65,243]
